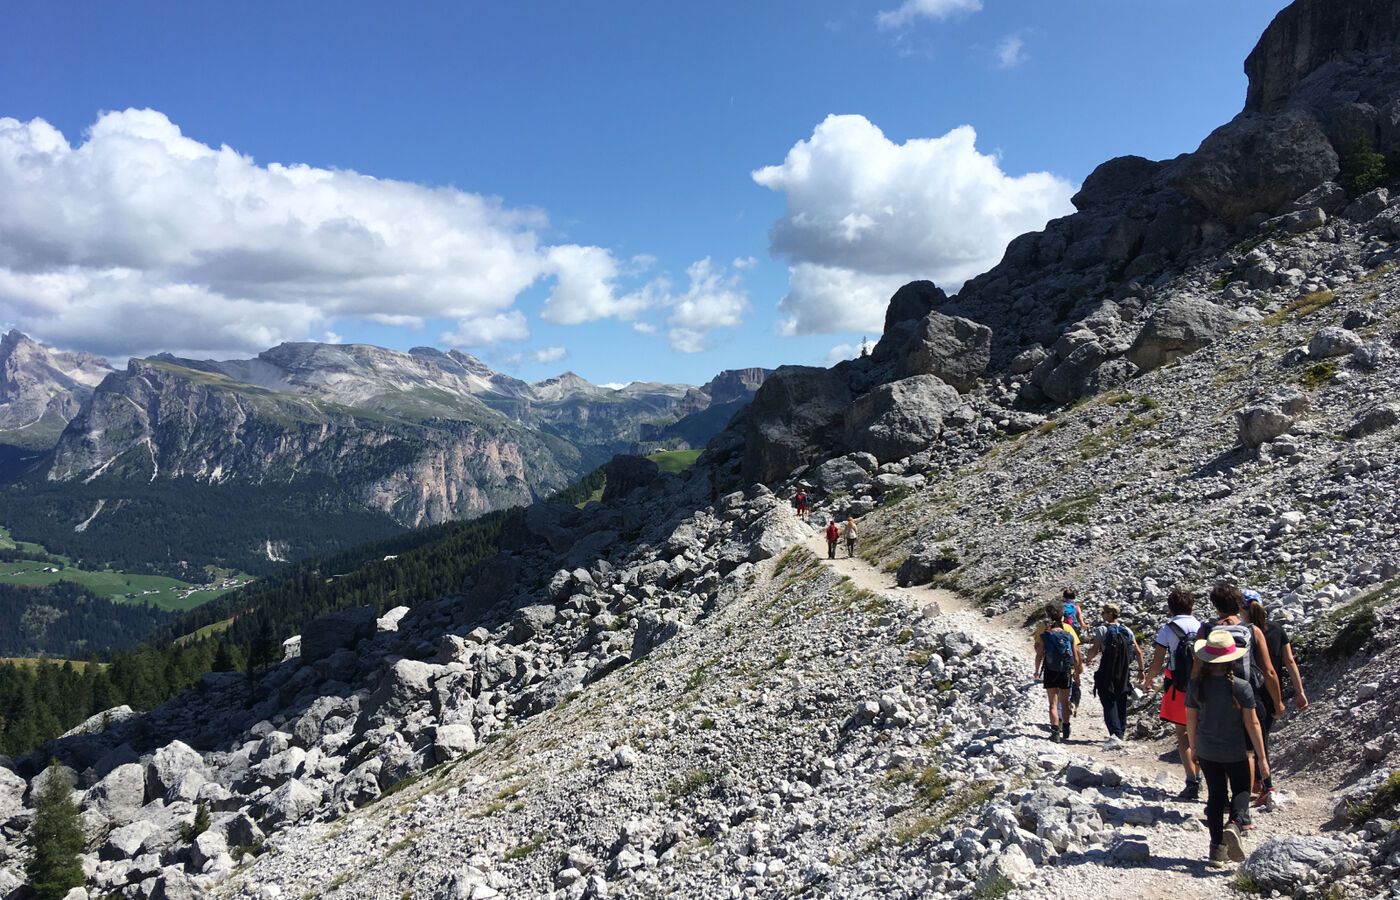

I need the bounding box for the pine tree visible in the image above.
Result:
[26,762,85,900]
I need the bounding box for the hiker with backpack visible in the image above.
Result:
[795,490,809,520]
[825,520,840,559]
[1084,603,1143,746]
[1061,588,1084,716]
[1141,587,1205,800]
[1244,593,1309,808]
[1192,582,1284,828]
[1186,629,1271,868]
[1033,604,1083,743]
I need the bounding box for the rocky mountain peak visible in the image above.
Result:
[0,330,113,447]
[1245,0,1400,115]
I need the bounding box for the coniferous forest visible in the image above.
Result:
[0,470,616,756]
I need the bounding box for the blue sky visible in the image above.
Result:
[1,1,1286,387]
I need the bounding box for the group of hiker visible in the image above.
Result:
[795,488,859,560]
[1033,582,1310,869]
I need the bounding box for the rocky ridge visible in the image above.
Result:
[0,330,112,449]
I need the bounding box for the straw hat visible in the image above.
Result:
[1193,629,1247,663]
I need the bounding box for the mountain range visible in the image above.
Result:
[2,2,1400,899]
[0,332,766,575]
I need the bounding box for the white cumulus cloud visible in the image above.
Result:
[753,114,1075,336]
[665,258,751,354]
[877,0,981,29]
[440,310,530,347]
[531,346,567,363]
[996,35,1027,68]
[0,109,697,359]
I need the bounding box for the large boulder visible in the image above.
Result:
[83,763,147,827]
[843,376,962,463]
[1240,836,1359,893]
[895,312,992,392]
[511,605,558,644]
[1127,297,1243,372]
[810,456,870,494]
[1175,109,1338,225]
[1237,388,1310,448]
[870,281,949,365]
[739,505,812,563]
[300,606,377,663]
[742,366,853,484]
[260,779,321,828]
[1347,402,1400,439]
[145,742,206,804]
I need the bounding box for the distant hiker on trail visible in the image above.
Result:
[1141,587,1204,800]
[1084,603,1143,746]
[1061,588,1084,631]
[1244,593,1309,807]
[1033,604,1083,743]
[1061,588,1084,716]
[1187,629,1270,869]
[844,516,858,558]
[795,490,809,520]
[825,520,840,559]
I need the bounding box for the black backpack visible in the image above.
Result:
[1094,623,1133,696]
[1166,621,1196,687]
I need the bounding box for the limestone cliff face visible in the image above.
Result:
[48,358,574,525]
[1245,0,1400,115]
[0,330,112,448]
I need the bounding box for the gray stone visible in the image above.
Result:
[633,610,689,660]
[844,375,962,462]
[260,779,320,827]
[742,365,853,484]
[1352,341,1396,369]
[1347,402,1400,439]
[1238,390,1309,448]
[1127,297,1242,373]
[896,312,992,392]
[1307,327,1363,359]
[1241,836,1355,892]
[511,605,558,644]
[145,742,205,804]
[1175,108,1339,225]
[1109,835,1151,864]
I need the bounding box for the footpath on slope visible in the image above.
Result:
[802,527,1336,900]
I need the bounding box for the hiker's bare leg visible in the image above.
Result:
[1175,723,1199,779]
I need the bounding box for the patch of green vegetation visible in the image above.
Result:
[645,449,702,474]
[503,832,546,861]
[1232,872,1262,894]
[1262,289,1337,325]
[973,874,1017,900]
[1348,771,1400,823]
[385,829,421,855]
[1328,607,1379,658]
[893,816,937,845]
[1300,360,1338,390]
[882,484,914,507]
[665,768,717,802]
[894,628,914,645]
[1339,135,1395,195]
[1034,491,1099,525]
[698,716,716,730]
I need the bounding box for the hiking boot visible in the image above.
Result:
[1221,823,1246,862]
[1061,722,1070,741]
[1251,788,1274,809]
[1177,779,1201,802]
[1049,729,1061,743]
[1207,844,1228,868]
[1101,736,1124,751]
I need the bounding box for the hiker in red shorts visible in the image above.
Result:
[1141,588,1204,800]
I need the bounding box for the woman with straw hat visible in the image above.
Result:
[1185,629,1270,868]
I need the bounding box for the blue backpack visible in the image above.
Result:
[1043,628,1074,674]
